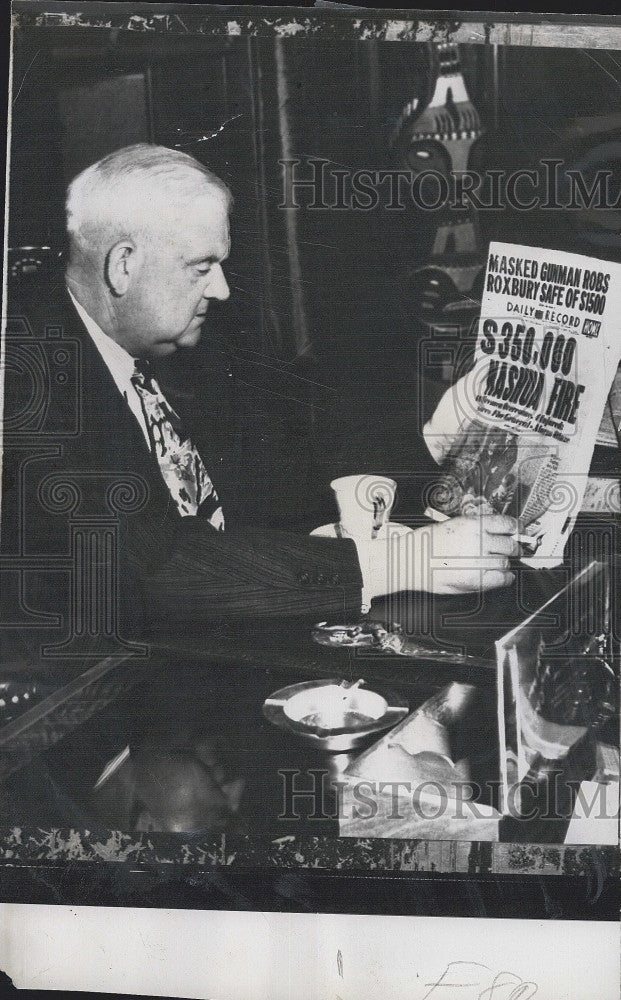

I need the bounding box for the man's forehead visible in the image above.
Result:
[159,195,230,255]
[167,190,228,225]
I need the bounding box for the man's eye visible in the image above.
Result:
[196,266,212,276]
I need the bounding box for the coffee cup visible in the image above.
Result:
[330,474,396,541]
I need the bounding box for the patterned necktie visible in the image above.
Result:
[131,361,224,529]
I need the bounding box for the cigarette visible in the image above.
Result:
[425,507,539,548]
[424,507,450,523]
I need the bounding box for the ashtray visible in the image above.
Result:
[263,678,409,752]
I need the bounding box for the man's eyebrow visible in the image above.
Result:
[185,253,222,267]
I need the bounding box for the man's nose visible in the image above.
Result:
[204,263,230,301]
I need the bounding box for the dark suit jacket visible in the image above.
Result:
[1,281,364,656]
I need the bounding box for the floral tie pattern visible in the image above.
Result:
[131,362,224,529]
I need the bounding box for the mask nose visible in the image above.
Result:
[205,263,230,301]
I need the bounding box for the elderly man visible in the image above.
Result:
[2,144,518,831]
[3,142,518,650]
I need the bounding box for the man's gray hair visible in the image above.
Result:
[66,143,232,256]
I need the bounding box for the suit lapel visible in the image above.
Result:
[59,287,175,510]
[56,285,223,523]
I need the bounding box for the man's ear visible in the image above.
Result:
[105,239,137,296]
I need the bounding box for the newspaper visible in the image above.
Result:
[597,362,621,448]
[424,241,621,567]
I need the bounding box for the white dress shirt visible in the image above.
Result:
[68,288,152,449]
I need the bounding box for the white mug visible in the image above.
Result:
[330,474,396,541]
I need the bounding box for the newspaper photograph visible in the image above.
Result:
[0,5,619,994]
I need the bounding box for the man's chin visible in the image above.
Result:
[175,325,204,349]
[143,327,203,358]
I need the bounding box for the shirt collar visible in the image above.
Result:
[67,287,137,383]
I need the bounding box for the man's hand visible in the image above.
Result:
[358,514,518,600]
[416,514,518,593]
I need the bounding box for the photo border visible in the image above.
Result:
[2,0,620,920]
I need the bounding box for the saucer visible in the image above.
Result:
[310,522,411,539]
